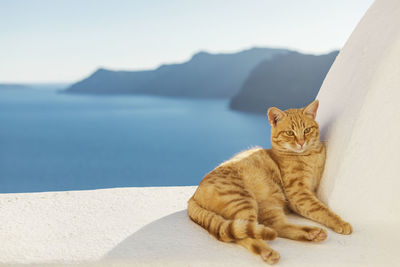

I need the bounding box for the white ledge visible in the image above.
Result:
[0,186,195,264]
[0,187,398,266]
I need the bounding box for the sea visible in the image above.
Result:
[0,87,271,193]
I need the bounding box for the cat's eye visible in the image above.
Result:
[304,127,311,134]
[285,131,294,136]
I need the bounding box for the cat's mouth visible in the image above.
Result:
[295,144,306,153]
[283,143,307,153]
[295,147,306,153]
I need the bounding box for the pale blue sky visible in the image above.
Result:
[0,0,374,83]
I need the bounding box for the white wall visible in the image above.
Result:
[317,0,400,223]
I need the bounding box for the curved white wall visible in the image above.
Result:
[317,0,400,223]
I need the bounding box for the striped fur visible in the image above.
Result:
[188,197,277,242]
[187,100,352,264]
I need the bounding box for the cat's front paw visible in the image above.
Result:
[332,221,353,235]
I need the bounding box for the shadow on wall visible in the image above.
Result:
[316,111,342,203]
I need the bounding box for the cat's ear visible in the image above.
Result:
[303,100,319,119]
[267,107,286,126]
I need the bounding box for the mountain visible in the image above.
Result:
[229,51,338,113]
[65,48,289,98]
[66,69,155,94]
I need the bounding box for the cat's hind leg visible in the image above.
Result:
[219,194,277,241]
[258,202,327,242]
[236,238,280,265]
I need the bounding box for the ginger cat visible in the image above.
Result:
[187,100,352,264]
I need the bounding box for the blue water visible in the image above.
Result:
[0,88,271,193]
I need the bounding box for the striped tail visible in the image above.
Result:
[187,197,277,242]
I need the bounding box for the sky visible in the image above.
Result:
[0,0,374,83]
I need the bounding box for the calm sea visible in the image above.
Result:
[0,88,271,193]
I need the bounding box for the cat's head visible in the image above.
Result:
[267,100,320,153]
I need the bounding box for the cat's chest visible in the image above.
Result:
[280,150,326,190]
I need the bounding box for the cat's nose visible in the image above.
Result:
[297,139,305,147]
